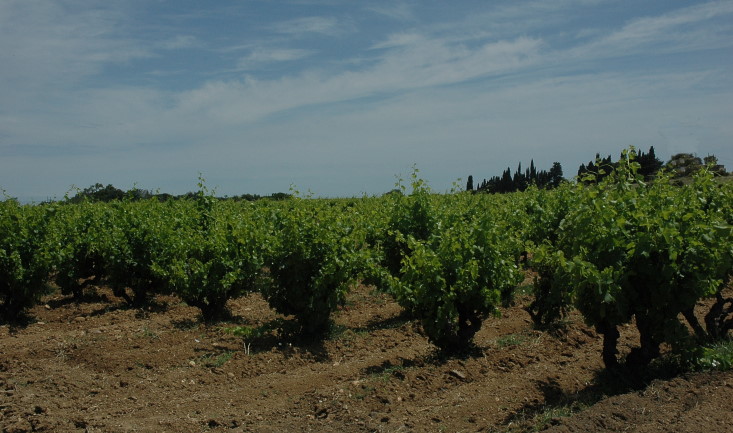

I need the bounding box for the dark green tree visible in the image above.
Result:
[637,146,663,179]
[549,162,564,188]
[69,183,125,203]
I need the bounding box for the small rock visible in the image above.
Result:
[315,407,328,419]
[44,304,51,310]
[448,369,467,380]
[74,316,86,322]
[189,360,196,367]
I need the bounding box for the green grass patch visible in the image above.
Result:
[372,364,406,382]
[694,339,733,371]
[138,326,160,339]
[497,334,526,347]
[351,384,375,400]
[500,401,588,433]
[198,351,234,368]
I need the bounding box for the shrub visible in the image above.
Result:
[46,202,115,299]
[551,149,733,369]
[105,200,176,306]
[262,202,361,337]
[394,218,523,352]
[0,201,53,322]
[152,199,265,322]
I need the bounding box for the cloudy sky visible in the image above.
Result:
[2,0,732,200]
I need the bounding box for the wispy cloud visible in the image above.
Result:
[236,48,315,70]
[269,16,347,36]
[365,3,415,21]
[450,0,605,38]
[612,0,733,41]
[370,33,424,50]
[1,1,732,198]
[155,35,201,50]
[570,0,733,57]
[171,34,543,124]
[0,1,149,99]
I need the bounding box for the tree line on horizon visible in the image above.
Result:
[63,184,292,204]
[467,160,564,194]
[10,146,727,204]
[467,146,728,194]
[576,146,663,183]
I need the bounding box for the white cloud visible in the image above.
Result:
[370,33,424,50]
[571,1,733,57]
[3,66,731,198]
[365,3,415,21]
[155,35,201,50]
[0,0,149,102]
[236,48,315,70]
[166,34,543,125]
[269,16,346,36]
[1,1,732,199]
[451,0,605,38]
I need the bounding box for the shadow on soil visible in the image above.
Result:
[502,357,686,430]
[188,315,334,362]
[351,310,413,334]
[361,357,421,380]
[46,291,110,309]
[1,312,36,333]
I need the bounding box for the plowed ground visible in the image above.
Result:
[2,282,732,432]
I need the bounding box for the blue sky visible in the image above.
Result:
[2,0,732,200]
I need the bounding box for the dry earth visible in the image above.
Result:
[2,282,731,433]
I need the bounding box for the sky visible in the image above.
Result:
[2,0,732,201]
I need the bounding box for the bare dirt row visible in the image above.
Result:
[2,284,731,433]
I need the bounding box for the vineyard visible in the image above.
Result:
[2,154,733,432]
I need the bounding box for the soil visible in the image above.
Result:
[2,281,731,433]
